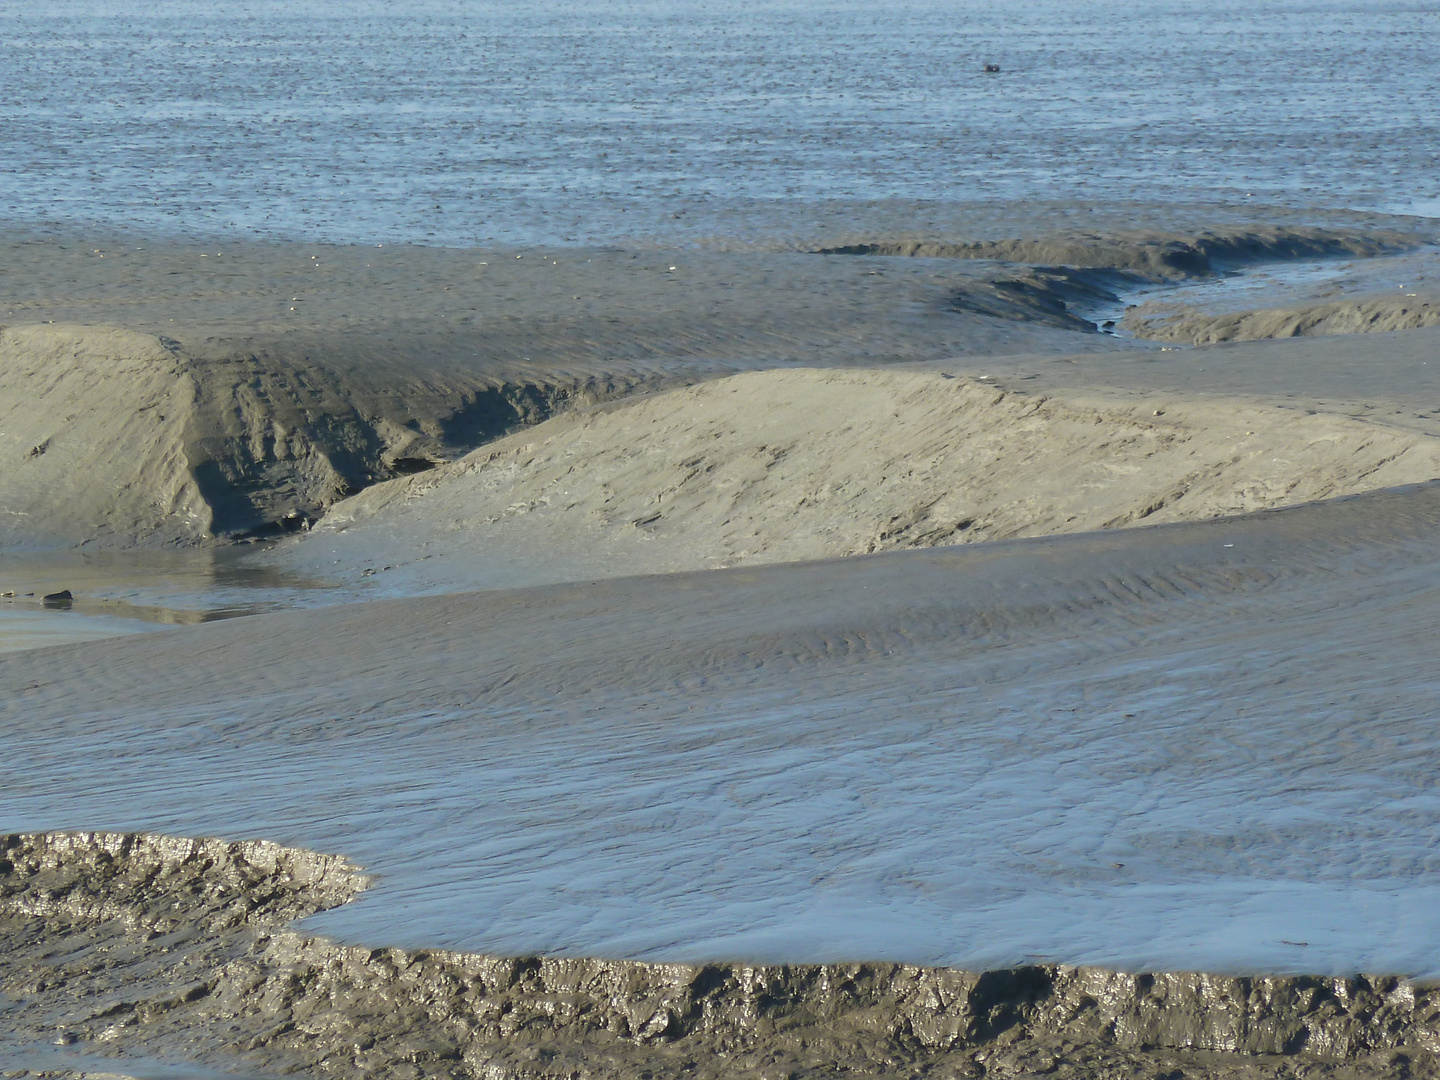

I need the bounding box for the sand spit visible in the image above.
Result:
[816,225,1417,281]
[1124,294,1440,344]
[284,367,1440,591]
[3,832,1436,1080]
[821,226,1440,343]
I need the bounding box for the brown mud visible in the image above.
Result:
[2,832,1437,1080]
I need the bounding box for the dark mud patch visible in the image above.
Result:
[2,832,1437,1079]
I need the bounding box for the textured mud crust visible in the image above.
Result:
[2,832,1437,1079]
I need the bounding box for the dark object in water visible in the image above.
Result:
[983,62,1001,73]
[42,589,73,608]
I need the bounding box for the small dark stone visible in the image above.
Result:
[42,589,73,608]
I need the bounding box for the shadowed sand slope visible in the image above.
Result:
[0,324,663,547]
[282,367,1440,592]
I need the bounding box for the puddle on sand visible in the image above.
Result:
[0,546,341,653]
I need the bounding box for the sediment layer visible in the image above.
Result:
[1,832,1436,1079]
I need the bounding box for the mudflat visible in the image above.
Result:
[5,217,1440,1078]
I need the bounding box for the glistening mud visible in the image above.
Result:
[2,832,1435,1079]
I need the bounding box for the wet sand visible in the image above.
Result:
[10,486,1440,1075]
[6,216,1440,1077]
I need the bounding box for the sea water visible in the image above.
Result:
[0,0,1437,247]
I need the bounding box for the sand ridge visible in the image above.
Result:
[5,224,1438,551]
[1124,293,1440,344]
[281,366,1440,593]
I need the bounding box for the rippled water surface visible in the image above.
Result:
[2,0,1437,245]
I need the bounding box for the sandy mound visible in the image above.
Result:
[0,326,211,548]
[0,324,642,548]
[1124,294,1440,344]
[291,367,1440,589]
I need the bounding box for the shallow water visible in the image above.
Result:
[1,0,1437,247]
[3,1044,282,1080]
[0,548,340,652]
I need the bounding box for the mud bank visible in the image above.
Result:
[3,832,1435,1079]
[1124,294,1440,344]
[279,367,1440,593]
[817,225,1418,281]
[0,324,652,547]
